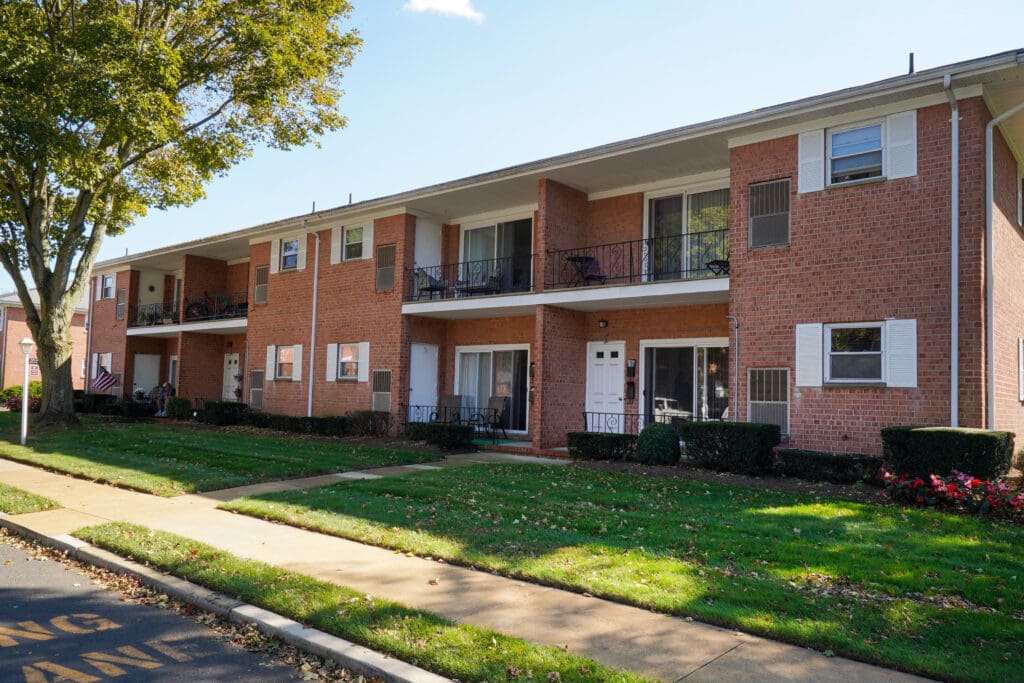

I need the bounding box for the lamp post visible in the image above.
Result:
[19,337,34,446]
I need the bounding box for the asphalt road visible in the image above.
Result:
[0,539,297,682]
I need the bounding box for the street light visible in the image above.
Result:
[19,337,34,446]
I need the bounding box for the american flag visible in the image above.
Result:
[91,367,118,391]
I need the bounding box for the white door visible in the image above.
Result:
[132,354,161,395]
[586,341,626,432]
[408,343,439,422]
[222,353,240,401]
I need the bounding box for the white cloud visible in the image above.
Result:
[403,0,484,23]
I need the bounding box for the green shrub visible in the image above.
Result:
[306,415,350,436]
[566,431,638,461]
[97,400,150,419]
[200,401,248,426]
[6,396,41,413]
[635,423,680,465]
[776,449,883,485]
[679,421,781,474]
[75,393,115,414]
[346,410,392,437]
[240,411,272,429]
[881,426,1015,480]
[165,397,193,420]
[1,381,42,404]
[404,422,475,450]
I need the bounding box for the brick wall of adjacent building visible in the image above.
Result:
[992,126,1024,443]
[0,307,88,391]
[728,99,992,455]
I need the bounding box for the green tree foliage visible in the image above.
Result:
[0,1,361,425]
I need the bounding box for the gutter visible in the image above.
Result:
[985,98,1024,428]
[307,226,320,418]
[944,75,960,426]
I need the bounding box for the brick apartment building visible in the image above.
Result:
[0,291,88,392]
[87,50,1024,456]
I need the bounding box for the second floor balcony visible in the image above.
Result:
[405,255,533,302]
[128,291,248,328]
[545,229,729,289]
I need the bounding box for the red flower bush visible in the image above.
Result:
[884,469,1024,521]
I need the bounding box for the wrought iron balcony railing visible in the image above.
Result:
[404,255,532,302]
[182,291,248,322]
[545,229,729,289]
[127,301,178,327]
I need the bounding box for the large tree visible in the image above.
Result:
[0,0,361,426]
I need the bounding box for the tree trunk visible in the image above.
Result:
[33,314,79,429]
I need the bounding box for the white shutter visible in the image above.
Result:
[91,353,99,380]
[330,227,342,264]
[885,319,917,388]
[798,130,825,193]
[292,345,303,382]
[326,343,338,382]
[795,323,823,387]
[269,240,280,274]
[357,342,370,382]
[1018,338,1023,402]
[296,234,307,271]
[1017,166,1022,227]
[361,224,374,260]
[885,111,917,180]
[94,276,101,300]
[266,346,276,380]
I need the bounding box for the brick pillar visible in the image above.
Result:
[532,304,588,449]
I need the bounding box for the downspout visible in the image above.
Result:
[307,224,320,418]
[985,99,1024,428]
[726,314,739,419]
[944,75,960,427]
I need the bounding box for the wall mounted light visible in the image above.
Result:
[598,319,608,328]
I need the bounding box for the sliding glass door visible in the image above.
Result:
[462,218,532,292]
[648,189,729,280]
[643,344,729,428]
[457,348,529,431]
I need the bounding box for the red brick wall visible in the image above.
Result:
[226,262,249,298]
[533,305,587,448]
[728,100,990,455]
[992,126,1024,442]
[586,193,644,246]
[88,270,130,396]
[182,254,228,303]
[0,308,88,391]
[178,332,225,402]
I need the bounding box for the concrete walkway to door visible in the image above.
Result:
[0,452,930,683]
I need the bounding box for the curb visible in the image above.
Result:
[0,515,451,683]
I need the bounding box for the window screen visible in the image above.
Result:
[749,179,790,248]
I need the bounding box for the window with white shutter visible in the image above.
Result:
[797,320,917,388]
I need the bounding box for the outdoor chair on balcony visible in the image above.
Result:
[456,268,504,297]
[470,395,509,443]
[414,268,448,300]
[430,394,463,423]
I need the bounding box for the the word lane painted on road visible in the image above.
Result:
[1,611,220,682]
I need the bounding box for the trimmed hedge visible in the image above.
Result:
[678,421,781,474]
[881,426,1015,480]
[635,423,680,465]
[74,393,116,414]
[165,397,193,420]
[345,410,393,437]
[200,401,249,426]
[404,422,475,450]
[97,400,150,419]
[566,431,638,461]
[776,449,883,485]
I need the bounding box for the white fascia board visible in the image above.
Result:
[728,86,984,149]
[588,169,731,201]
[449,204,539,228]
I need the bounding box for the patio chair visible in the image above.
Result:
[470,395,508,443]
[430,394,463,423]
[414,268,448,300]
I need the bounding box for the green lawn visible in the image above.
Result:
[0,482,59,514]
[0,412,437,496]
[76,522,650,683]
[222,464,1024,683]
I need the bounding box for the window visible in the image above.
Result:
[376,244,396,291]
[748,368,789,435]
[647,189,730,279]
[276,345,295,379]
[828,122,883,184]
[250,370,265,409]
[457,348,529,431]
[825,323,883,382]
[100,275,115,299]
[461,218,532,293]
[344,226,364,260]
[748,179,790,248]
[114,288,126,320]
[337,344,360,380]
[280,239,299,271]
[643,343,729,426]
[372,369,392,412]
[253,265,269,304]
[98,352,112,373]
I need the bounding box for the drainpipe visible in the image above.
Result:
[726,314,739,419]
[944,75,960,427]
[307,225,320,418]
[985,99,1024,428]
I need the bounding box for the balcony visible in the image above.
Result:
[404,255,532,302]
[544,229,729,289]
[126,291,248,337]
[127,301,178,328]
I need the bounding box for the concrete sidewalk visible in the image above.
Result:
[0,455,929,682]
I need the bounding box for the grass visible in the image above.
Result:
[222,464,1024,682]
[76,522,651,683]
[0,482,59,514]
[0,412,437,496]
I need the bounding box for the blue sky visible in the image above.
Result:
[6,0,1023,292]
